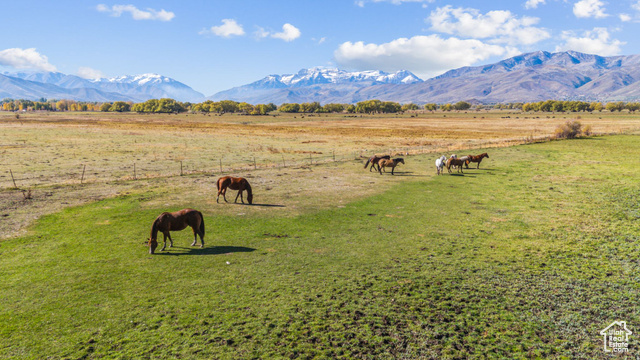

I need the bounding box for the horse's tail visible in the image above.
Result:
[197,211,205,238]
[364,158,371,169]
[216,177,221,191]
[244,180,253,204]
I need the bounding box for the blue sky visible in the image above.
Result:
[0,0,639,95]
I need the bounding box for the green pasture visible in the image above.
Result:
[2,135,640,359]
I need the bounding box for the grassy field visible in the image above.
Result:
[3,110,640,241]
[2,116,640,358]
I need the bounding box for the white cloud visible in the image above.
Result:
[97,4,175,21]
[272,24,301,42]
[77,67,105,80]
[524,0,546,9]
[573,0,608,19]
[201,19,245,37]
[0,48,56,72]
[555,28,624,55]
[427,6,550,46]
[619,13,632,22]
[356,0,434,7]
[256,24,301,42]
[334,35,518,79]
[633,0,640,11]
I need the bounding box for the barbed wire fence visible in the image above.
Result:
[1,134,560,191]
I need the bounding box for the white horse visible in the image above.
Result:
[435,155,447,175]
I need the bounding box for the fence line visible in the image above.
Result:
[0,134,562,190]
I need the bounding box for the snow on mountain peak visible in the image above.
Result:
[254,68,422,87]
[94,73,173,85]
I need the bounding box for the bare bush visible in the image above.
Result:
[554,120,583,139]
[21,189,32,200]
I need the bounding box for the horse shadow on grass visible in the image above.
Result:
[233,203,286,208]
[461,167,495,171]
[380,171,425,177]
[156,245,256,256]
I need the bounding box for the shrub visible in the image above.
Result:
[554,120,583,139]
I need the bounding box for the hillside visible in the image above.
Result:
[209,51,640,104]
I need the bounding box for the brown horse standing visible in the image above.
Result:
[465,153,490,169]
[447,157,465,173]
[216,176,253,204]
[378,158,404,175]
[364,155,391,172]
[148,209,205,254]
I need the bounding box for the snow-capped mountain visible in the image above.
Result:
[209,68,422,102]
[2,71,204,102]
[246,68,421,88]
[210,51,640,104]
[7,51,640,104]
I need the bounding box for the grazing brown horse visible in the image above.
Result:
[216,176,253,204]
[447,157,466,173]
[465,153,489,169]
[364,155,391,172]
[148,209,205,254]
[378,158,404,175]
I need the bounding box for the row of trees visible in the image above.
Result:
[0,97,469,114]
[129,99,187,113]
[276,101,469,114]
[5,97,640,114]
[191,100,277,115]
[521,100,640,113]
[0,98,102,112]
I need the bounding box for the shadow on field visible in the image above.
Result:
[387,172,426,177]
[157,246,256,256]
[224,202,286,208]
[448,173,476,178]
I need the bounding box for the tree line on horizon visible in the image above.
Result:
[2,97,640,114]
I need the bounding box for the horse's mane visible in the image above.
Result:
[244,180,252,196]
[150,218,159,241]
[394,158,404,162]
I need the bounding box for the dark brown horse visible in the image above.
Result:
[364,155,391,172]
[378,158,404,175]
[447,157,465,173]
[465,153,489,169]
[148,209,205,254]
[216,176,253,204]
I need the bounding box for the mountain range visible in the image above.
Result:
[210,51,640,104]
[0,72,204,102]
[4,50,640,104]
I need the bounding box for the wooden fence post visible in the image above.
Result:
[9,169,17,189]
[81,165,86,184]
